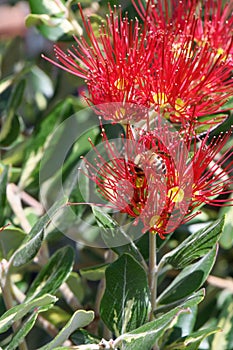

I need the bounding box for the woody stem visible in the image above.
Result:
[148,232,158,321]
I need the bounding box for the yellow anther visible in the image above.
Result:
[167,186,184,203]
[115,107,126,119]
[149,215,163,229]
[152,92,168,108]
[175,97,185,116]
[114,78,127,90]
[135,176,145,188]
[217,48,224,56]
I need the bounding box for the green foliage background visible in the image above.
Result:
[0,0,233,349]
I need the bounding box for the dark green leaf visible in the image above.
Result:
[0,113,20,146]
[211,296,233,350]
[4,304,55,350]
[71,329,100,345]
[194,114,227,135]
[25,246,74,301]
[0,80,25,146]
[100,253,149,336]
[37,310,95,350]
[6,313,38,350]
[0,294,57,334]
[92,207,145,261]
[164,326,221,350]
[6,79,25,113]
[12,229,44,267]
[5,313,38,350]
[163,305,197,345]
[158,247,218,305]
[0,165,9,225]
[163,217,224,269]
[117,290,205,350]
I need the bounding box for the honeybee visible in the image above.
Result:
[132,150,168,188]
[134,150,167,176]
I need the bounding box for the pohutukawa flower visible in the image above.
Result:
[81,121,233,238]
[133,0,233,58]
[132,0,197,33]
[80,121,194,238]
[190,127,233,209]
[42,5,158,122]
[141,30,233,132]
[132,0,233,132]
[193,0,233,59]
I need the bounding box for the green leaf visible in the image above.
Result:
[25,14,74,41]
[11,228,44,267]
[0,79,25,146]
[1,141,28,167]
[155,291,205,317]
[25,246,74,301]
[27,196,67,239]
[91,206,117,229]
[0,227,26,259]
[92,207,145,262]
[165,305,198,345]
[5,313,38,350]
[40,306,71,328]
[100,253,150,336]
[71,329,100,345]
[6,80,25,113]
[27,0,81,40]
[0,74,14,94]
[28,0,65,15]
[19,98,77,189]
[0,294,57,334]
[117,290,205,350]
[194,113,227,135]
[80,264,107,281]
[164,326,220,350]
[158,247,218,305]
[37,310,95,350]
[163,217,224,269]
[0,165,9,225]
[0,114,20,146]
[4,304,55,350]
[211,296,233,350]
[66,272,85,302]
[219,200,233,249]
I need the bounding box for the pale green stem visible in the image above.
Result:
[149,233,158,322]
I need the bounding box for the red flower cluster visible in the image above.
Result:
[81,121,233,238]
[44,0,233,237]
[44,0,233,130]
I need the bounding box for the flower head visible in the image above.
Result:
[133,0,233,56]
[141,29,233,132]
[131,0,233,133]
[194,0,233,57]
[43,5,158,122]
[81,118,233,238]
[81,119,194,238]
[190,127,233,208]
